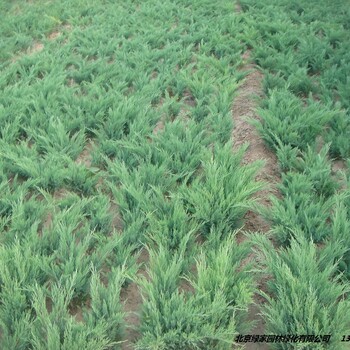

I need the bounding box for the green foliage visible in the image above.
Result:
[83,193,113,235]
[252,88,336,151]
[25,118,86,160]
[0,0,247,347]
[239,1,350,348]
[262,143,342,246]
[253,233,350,350]
[0,141,69,192]
[0,241,45,349]
[277,144,339,197]
[6,0,350,348]
[137,233,255,349]
[182,143,263,237]
[150,120,211,183]
[241,0,350,161]
[95,96,156,141]
[84,268,126,343]
[296,36,332,75]
[31,275,118,350]
[325,196,350,279]
[64,162,99,196]
[324,109,350,159]
[146,192,198,272]
[195,232,255,331]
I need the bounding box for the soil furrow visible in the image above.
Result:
[231,12,280,345]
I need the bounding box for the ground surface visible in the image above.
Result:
[1,0,350,349]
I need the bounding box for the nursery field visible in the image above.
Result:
[0,0,350,349]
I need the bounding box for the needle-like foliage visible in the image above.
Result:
[253,233,350,350]
[182,143,263,238]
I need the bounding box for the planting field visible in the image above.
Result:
[0,0,350,349]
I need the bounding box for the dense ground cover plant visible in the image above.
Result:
[3,0,349,347]
[182,143,263,237]
[239,0,350,346]
[261,145,341,245]
[253,233,350,350]
[0,0,264,348]
[240,0,350,159]
[252,89,339,152]
[137,232,255,349]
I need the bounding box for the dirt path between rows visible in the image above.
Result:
[232,51,280,228]
[231,4,281,346]
[232,50,279,350]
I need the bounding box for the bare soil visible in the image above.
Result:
[153,119,165,135]
[331,159,348,191]
[48,24,71,41]
[120,249,149,350]
[75,140,94,168]
[332,159,347,173]
[231,46,280,349]
[232,61,280,234]
[28,42,44,55]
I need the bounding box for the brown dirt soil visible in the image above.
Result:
[120,283,142,350]
[69,298,90,323]
[183,90,196,107]
[231,47,280,349]
[232,55,280,234]
[120,249,149,350]
[75,140,94,168]
[40,212,53,236]
[179,261,198,294]
[53,188,71,201]
[48,31,61,40]
[11,24,71,63]
[332,159,347,173]
[151,98,167,136]
[28,42,44,55]
[153,119,165,135]
[48,24,72,41]
[10,42,43,63]
[109,200,124,232]
[331,159,348,190]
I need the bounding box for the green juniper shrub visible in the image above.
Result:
[0,241,48,349]
[252,88,337,151]
[30,275,120,350]
[4,0,350,348]
[182,142,263,238]
[64,161,99,196]
[150,119,211,183]
[146,192,198,272]
[253,233,350,350]
[137,238,253,350]
[321,197,350,280]
[25,118,86,160]
[83,193,113,236]
[294,144,339,198]
[83,268,126,343]
[195,231,256,333]
[324,109,350,159]
[274,141,301,172]
[262,172,336,245]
